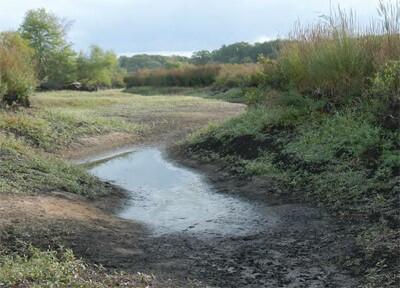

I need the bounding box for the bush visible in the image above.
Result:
[245,88,267,106]
[259,57,286,89]
[371,60,400,129]
[372,60,400,100]
[215,64,262,88]
[0,32,36,107]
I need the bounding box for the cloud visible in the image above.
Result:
[251,36,277,44]
[0,0,381,54]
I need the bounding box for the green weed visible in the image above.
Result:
[0,246,153,287]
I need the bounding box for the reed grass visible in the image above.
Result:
[277,0,399,104]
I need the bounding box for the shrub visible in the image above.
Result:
[259,57,286,89]
[371,60,400,129]
[245,88,267,106]
[215,64,262,88]
[0,32,36,107]
[372,60,400,100]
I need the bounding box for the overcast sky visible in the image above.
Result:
[0,0,382,56]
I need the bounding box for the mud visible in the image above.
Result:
[81,146,359,287]
[3,160,357,287]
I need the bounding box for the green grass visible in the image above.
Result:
[124,86,211,96]
[0,246,153,287]
[125,86,247,103]
[0,90,145,151]
[0,134,109,197]
[0,90,143,197]
[285,111,382,162]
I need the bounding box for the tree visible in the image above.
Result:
[0,32,36,106]
[77,45,123,88]
[19,8,75,88]
[189,40,285,65]
[119,54,189,72]
[192,50,212,65]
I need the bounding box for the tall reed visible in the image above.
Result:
[278,0,399,104]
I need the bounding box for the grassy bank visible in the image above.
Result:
[0,90,141,285]
[0,90,141,197]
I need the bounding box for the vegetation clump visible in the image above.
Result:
[0,245,153,287]
[0,32,36,107]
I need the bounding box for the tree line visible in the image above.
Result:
[119,40,284,72]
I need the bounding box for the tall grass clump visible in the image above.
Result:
[277,0,399,105]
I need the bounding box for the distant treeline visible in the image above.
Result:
[119,40,284,72]
[191,40,283,65]
[119,54,190,72]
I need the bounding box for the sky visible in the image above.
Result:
[0,0,382,56]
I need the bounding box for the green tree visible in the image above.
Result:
[19,8,75,88]
[192,50,212,65]
[77,45,123,88]
[119,54,189,72]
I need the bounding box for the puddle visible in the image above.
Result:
[88,147,277,236]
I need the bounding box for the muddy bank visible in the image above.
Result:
[168,146,293,204]
[77,146,359,287]
[0,144,361,287]
[0,178,359,288]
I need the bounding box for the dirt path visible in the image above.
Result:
[0,96,359,287]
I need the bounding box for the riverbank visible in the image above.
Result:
[178,90,399,287]
[0,89,374,287]
[0,89,244,287]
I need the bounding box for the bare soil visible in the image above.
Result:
[0,99,361,287]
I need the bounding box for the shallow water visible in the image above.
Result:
[88,147,277,236]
